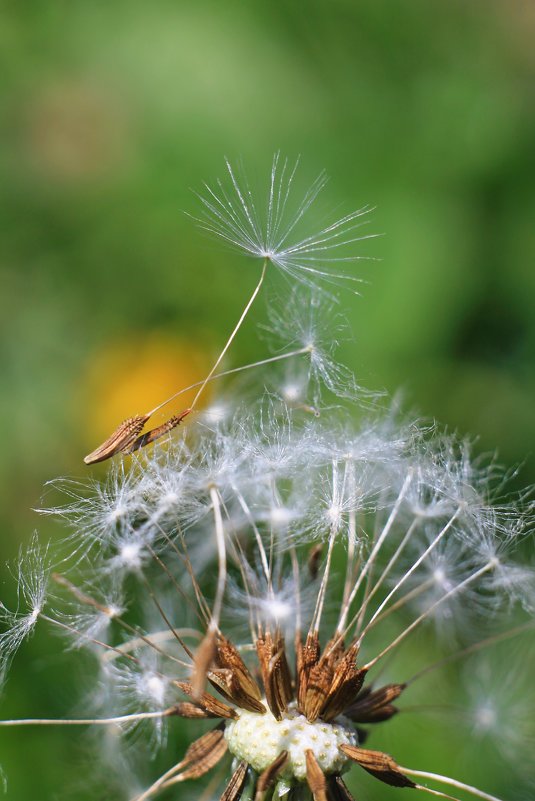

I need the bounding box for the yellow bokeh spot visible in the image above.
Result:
[81,333,212,448]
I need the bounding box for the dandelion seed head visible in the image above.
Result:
[161,490,179,507]
[95,652,176,750]
[432,567,448,589]
[262,596,293,621]
[4,161,534,801]
[108,504,128,524]
[485,560,535,613]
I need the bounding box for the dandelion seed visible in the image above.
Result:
[84,155,372,469]
[193,153,376,290]
[262,287,367,404]
[0,533,49,685]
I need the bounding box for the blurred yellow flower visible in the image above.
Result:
[80,333,211,448]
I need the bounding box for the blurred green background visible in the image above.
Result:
[1,1,534,799]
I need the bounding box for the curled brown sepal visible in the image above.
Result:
[303,658,334,723]
[254,751,289,801]
[319,644,368,722]
[302,636,347,721]
[305,750,328,801]
[211,634,266,714]
[296,632,321,714]
[84,414,150,464]
[221,760,249,801]
[163,723,228,785]
[256,632,293,720]
[172,680,238,719]
[340,744,417,789]
[167,701,216,719]
[327,775,356,801]
[345,682,406,724]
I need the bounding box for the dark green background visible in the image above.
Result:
[1,2,534,799]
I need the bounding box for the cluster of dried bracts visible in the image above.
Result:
[158,627,413,801]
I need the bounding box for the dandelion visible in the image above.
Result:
[4,406,533,801]
[1,161,534,801]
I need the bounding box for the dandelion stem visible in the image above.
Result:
[0,709,175,727]
[52,574,190,669]
[354,517,419,636]
[291,547,302,636]
[406,619,535,686]
[188,260,268,412]
[340,459,358,626]
[233,486,271,583]
[340,507,357,627]
[335,471,413,643]
[132,759,186,801]
[154,522,212,625]
[364,576,436,631]
[358,507,461,642]
[147,346,310,417]
[310,522,336,635]
[101,628,202,663]
[218,503,258,641]
[139,559,195,659]
[415,788,461,801]
[402,768,505,801]
[310,461,340,634]
[209,485,227,632]
[39,614,143,667]
[364,560,496,670]
[146,529,208,626]
[39,614,184,695]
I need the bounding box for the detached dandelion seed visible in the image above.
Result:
[1,158,534,801]
[84,155,374,466]
[193,153,376,291]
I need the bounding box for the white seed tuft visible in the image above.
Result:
[192,154,375,291]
